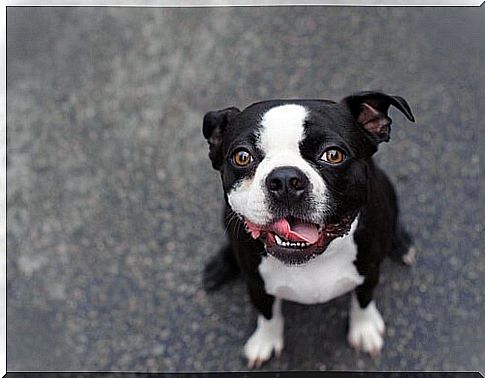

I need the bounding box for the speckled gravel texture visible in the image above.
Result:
[7,6,484,373]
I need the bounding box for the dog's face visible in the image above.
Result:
[203,92,414,265]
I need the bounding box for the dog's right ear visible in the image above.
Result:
[202,107,240,170]
[340,91,415,145]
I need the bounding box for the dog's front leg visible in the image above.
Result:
[347,283,385,357]
[244,280,284,368]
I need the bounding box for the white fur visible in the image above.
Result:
[257,104,308,153]
[258,219,364,305]
[402,246,417,265]
[244,298,284,368]
[228,104,328,225]
[347,292,385,357]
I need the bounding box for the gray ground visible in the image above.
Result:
[6,6,484,372]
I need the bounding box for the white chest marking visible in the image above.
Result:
[258,219,364,305]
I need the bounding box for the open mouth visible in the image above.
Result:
[244,214,355,265]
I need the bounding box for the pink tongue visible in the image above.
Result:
[272,218,319,244]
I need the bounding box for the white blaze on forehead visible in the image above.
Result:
[258,104,308,155]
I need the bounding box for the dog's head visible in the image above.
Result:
[203,91,414,265]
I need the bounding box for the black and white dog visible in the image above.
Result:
[202,91,416,368]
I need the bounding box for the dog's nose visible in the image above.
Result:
[266,166,310,202]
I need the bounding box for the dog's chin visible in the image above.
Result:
[244,213,357,266]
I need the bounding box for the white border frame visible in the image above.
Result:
[1,1,482,376]
[1,0,7,376]
[4,0,485,6]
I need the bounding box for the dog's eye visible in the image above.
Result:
[233,149,253,167]
[320,148,346,165]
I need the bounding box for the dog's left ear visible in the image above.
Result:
[202,107,240,170]
[341,91,415,143]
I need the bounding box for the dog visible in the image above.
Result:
[202,91,416,368]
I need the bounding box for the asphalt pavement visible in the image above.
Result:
[6,6,484,372]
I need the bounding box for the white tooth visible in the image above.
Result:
[283,242,289,247]
[275,235,282,245]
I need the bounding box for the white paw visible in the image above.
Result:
[347,295,385,357]
[244,300,284,368]
[402,246,417,266]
